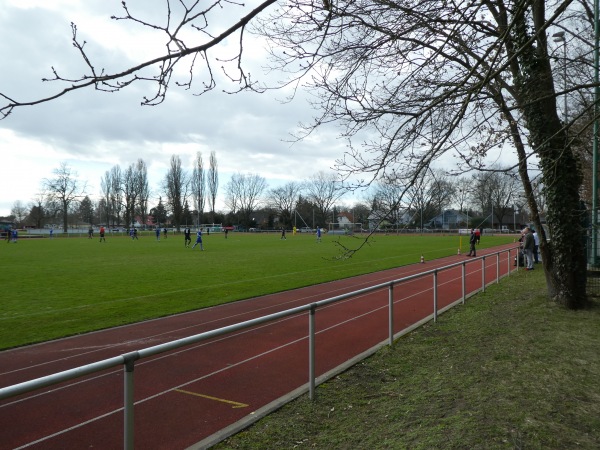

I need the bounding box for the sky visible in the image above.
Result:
[0,0,354,217]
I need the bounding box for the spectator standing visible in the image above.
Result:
[466,229,477,257]
[532,229,540,263]
[522,227,535,270]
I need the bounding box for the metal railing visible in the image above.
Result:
[0,246,519,449]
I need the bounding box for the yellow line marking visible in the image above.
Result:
[174,389,249,408]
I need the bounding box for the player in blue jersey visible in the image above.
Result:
[192,229,204,250]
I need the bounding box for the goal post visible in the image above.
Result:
[328,222,363,235]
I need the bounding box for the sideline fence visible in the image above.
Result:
[0,246,519,449]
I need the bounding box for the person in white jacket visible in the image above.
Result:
[532,229,540,263]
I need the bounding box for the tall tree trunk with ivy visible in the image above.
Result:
[513,5,587,309]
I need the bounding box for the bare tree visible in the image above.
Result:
[470,170,522,228]
[42,163,87,232]
[304,171,345,227]
[110,165,123,227]
[10,201,28,226]
[453,178,472,213]
[0,1,277,119]
[257,0,589,308]
[267,182,304,229]
[225,173,267,227]
[429,174,456,220]
[119,159,150,228]
[122,163,138,228]
[369,179,410,228]
[191,151,206,226]
[100,170,114,226]
[405,170,455,229]
[163,155,189,231]
[135,159,150,227]
[28,195,47,229]
[208,151,219,222]
[490,172,523,229]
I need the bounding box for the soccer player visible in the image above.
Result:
[99,226,106,242]
[155,227,160,241]
[184,227,191,248]
[316,227,322,243]
[192,229,204,250]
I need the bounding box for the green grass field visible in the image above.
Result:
[0,231,514,350]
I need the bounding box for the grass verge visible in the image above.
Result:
[215,268,600,449]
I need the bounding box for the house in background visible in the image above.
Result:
[367,209,413,230]
[427,210,470,229]
[336,212,354,225]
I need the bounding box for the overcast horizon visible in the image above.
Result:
[0,1,521,220]
[0,1,365,218]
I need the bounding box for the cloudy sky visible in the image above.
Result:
[0,0,354,217]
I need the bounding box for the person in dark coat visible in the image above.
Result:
[522,227,535,270]
[466,229,477,257]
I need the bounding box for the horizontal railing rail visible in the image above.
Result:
[0,245,519,449]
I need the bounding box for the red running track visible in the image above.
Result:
[0,244,519,449]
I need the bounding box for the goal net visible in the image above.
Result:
[328,222,363,235]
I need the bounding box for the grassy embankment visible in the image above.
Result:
[216,268,600,450]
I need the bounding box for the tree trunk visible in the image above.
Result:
[515,19,588,309]
[62,199,69,233]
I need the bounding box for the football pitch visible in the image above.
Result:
[0,231,513,350]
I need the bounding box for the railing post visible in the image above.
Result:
[481,256,486,293]
[507,248,511,276]
[388,283,394,346]
[309,303,316,400]
[123,351,140,450]
[496,253,500,283]
[461,262,466,304]
[433,270,438,322]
